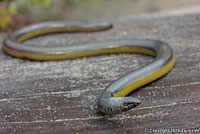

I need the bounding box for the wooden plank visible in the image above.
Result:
[0,9,200,134]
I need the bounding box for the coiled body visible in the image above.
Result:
[3,21,175,114]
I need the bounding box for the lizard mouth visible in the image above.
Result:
[123,97,141,110]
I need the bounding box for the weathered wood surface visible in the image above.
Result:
[0,8,200,134]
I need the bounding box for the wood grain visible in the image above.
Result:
[0,8,200,134]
